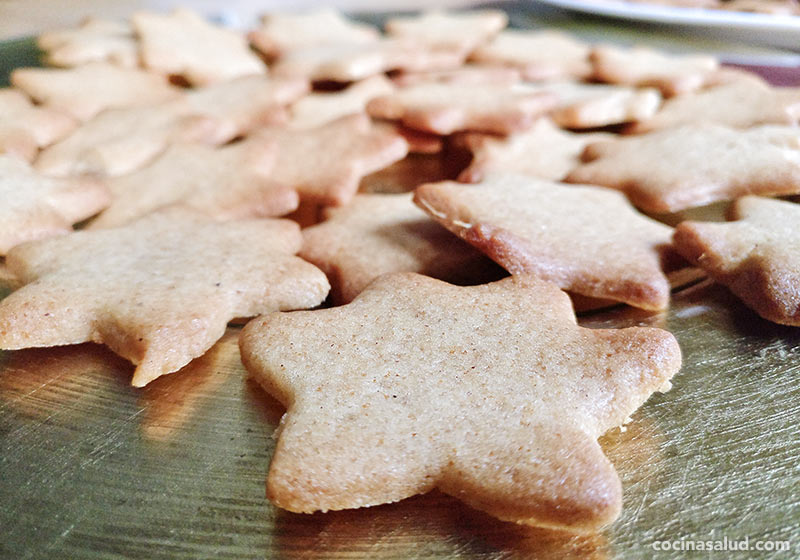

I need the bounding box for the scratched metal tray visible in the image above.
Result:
[1,7,799,560]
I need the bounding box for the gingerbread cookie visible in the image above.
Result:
[37,17,138,68]
[673,196,800,326]
[566,124,800,213]
[132,8,266,86]
[299,193,501,303]
[456,118,613,183]
[385,9,508,55]
[414,174,676,310]
[239,272,681,530]
[470,30,592,81]
[35,99,230,177]
[366,82,556,135]
[249,9,379,59]
[0,210,329,387]
[88,137,297,228]
[255,114,408,206]
[11,63,182,122]
[0,155,109,255]
[286,75,394,130]
[590,45,719,97]
[629,80,800,133]
[0,89,76,161]
[520,81,662,129]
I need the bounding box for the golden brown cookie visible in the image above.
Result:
[37,17,138,68]
[566,124,800,213]
[132,8,266,85]
[520,81,662,129]
[0,155,109,255]
[385,9,508,55]
[590,45,719,97]
[249,8,380,59]
[673,196,800,326]
[0,210,330,387]
[299,193,501,303]
[0,89,76,161]
[10,62,182,122]
[366,82,556,135]
[34,99,231,177]
[456,118,613,183]
[255,114,409,206]
[629,80,800,133]
[239,272,681,530]
[414,174,675,310]
[470,30,592,81]
[88,137,297,228]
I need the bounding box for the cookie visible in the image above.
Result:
[391,65,521,88]
[590,45,719,97]
[414,174,675,310]
[385,9,508,55]
[88,137,297,228]
[37,17,138,68]
[132,8,266,86]
[299,193,501,303]
[35,99,230,177]
[673,196,800,326]
[520,81,662,129]
[469,30,592,81]
[566,124,800,213]
[272,39,464,83]
[239,272,681,530]
[366,83,557,135]
[255,114,409,206]
[249,8,379,59]
[186,75,309,139]
[0,89,76,161]
[629,80,800,134]
[0,155,109,255]
[456,118,613,183]
[0,210,330,387]
[11,62,182,122]
[286,75,394,130]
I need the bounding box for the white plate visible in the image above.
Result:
[531,0,800,50]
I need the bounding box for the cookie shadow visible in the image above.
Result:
[271,491,609,559]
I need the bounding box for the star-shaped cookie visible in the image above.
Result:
[35,99,231,177]
[414,174,676,310]
[566,124,800,213]
[366,83,556,135]
[456,118,613,183]
[629,80,800,133]
[519,81,662,129]
[255,114,409,206]
[0,210,330,387]
[132,8,266,86]
[186,75,309,139]
[469,30,592,81]
[385,9,508,55]
[286,75,394,130]
[37,17,138,68]
[88,137,297,228]
[673,196,800,326]
[239,272,681,530]
[0,88,76,161]
[299,193,500,303]
[590,45,719,97]
[0,155,109,255]
[249,8,380,59]
[11,62,182,121]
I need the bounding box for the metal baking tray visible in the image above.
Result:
[1,6,798,559]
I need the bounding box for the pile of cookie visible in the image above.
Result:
[1,8,798,533]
